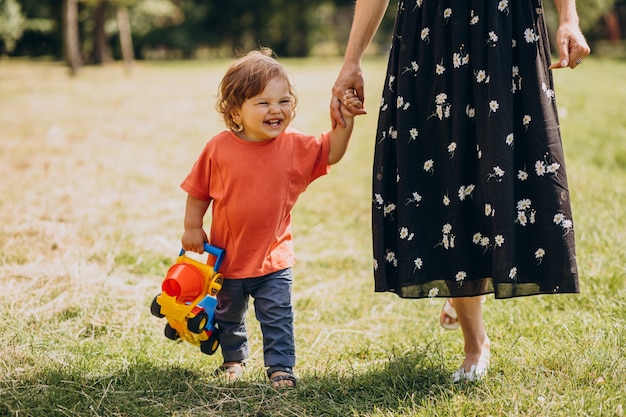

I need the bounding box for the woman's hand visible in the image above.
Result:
[331,61,367,128]
[549,9,591,69]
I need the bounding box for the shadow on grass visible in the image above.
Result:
[0,346,481,417]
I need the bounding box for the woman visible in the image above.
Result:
[331,0,590,381]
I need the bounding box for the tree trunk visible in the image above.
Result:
[116,5,134,75]
[92,0,112,64]
[62,0,81,75]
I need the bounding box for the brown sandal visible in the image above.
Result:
[267,366,297,388]
[214,362,245,382]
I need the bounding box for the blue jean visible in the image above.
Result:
[215,268,295,368]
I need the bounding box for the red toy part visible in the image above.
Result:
[162,262,204,302]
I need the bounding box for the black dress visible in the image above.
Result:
[372,0,579,299]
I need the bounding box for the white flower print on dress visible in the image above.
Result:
[458,184,475,201]
[383,203,396,218]
[406,191,422,206]
[397,96,410,110]
[487,166,505,182]
[423,159,434,174]
[453,45,470,68]
[516,198,536,226]
[388,75,395,92]
[535,160,546,176]
[374,193,384,207]
[498,0,510,15]
[430,93,451,120]
[466,104,476,119]
[524,28,539,43]
[472,232,491,253]
[443,8,452,22]
[385,251,398,267]
[399,227,415,241]
[373,258,378,271]
[402,61,419,76]
[414,257,423,273]
[535,153,561,178]
[443,194,450,206]
[436,59,446,75]
[509,267,518,280]
[505,133,514,147]
[409,128,419,142]
[489,100,500,114]
[485,203,495,217]
[517,169,529,181]
[470,10,479,25]
[379,97,388,112]
[494,235,505,247]
[428,287,439,297]
[512,66,523,93]
[486,31,498,47]
[437,223,455,250]
[553,213,573,235]
[421,27,430,43]
[475,69,488,83]
[389,126,398,140]
[412,0,423,11]
[447,142,457,158]
[535,248,545,264]
[455,271,467,283]
[522,114,532,131]
[541,82,555,101]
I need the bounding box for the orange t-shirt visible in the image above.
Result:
[181,128,331,278]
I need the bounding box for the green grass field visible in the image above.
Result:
[0,56,625,417]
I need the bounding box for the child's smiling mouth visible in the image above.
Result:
[266,119,282,128]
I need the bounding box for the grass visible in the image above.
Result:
[0,56,625,416]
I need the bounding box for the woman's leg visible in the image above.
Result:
[453,296,490,375]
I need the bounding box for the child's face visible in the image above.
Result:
[232,77,294,142]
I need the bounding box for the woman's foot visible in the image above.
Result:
[440,298,460,330]
[440,296,486,330]
[452,338,491,382]
[214,361,245,382]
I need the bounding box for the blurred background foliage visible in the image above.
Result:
[0,0,625,69]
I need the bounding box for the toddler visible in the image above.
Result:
[180,48,361,388]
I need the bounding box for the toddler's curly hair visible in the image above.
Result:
[217,48,298,131]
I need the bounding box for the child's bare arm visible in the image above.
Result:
[182,194,210,253]
[328,89,363,165]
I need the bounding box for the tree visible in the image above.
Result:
[62,0,81,75]
[91,0,112,64]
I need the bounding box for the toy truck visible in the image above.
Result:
[150,243,225,355]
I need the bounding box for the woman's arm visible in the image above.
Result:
[331,0,390,127]
[550,0,591,69]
